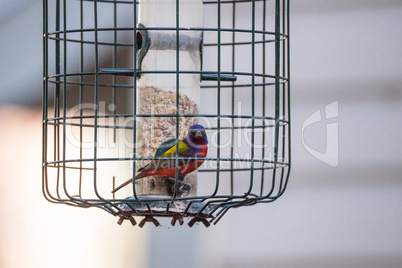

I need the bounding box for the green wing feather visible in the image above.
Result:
[154,138,178,157]
[160,140,190,158]
[137,139,193,174]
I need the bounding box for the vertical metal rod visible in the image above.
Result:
[90,1,121,212]
[91,1,121,214]
[112,176,116,199]
[93,0,100,199]
[270,0,281,197]
[287,0,290,156]
[216,0,221,197]
[272,0,291,198]
[205,0,222,200]
[172,0,181,203]
[60,0,81,207]
[195,0,222,215]
[260,0,266,196]
[281,0,291,194]
[278,0,286,193]
[55,0,61,199]
[132,0,139,202]
[244,0,255,196]
[62,0,69,199]
[42,0,50,200]
[113,1,117,143]
[230,0,236,196]
[79,0,84,198]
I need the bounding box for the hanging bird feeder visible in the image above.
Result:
[42,0,290,227]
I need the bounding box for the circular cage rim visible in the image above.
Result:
[81,0,271,4]
[46,27,288,38]
[45,114,289,123]
[47,78,288,89]
[47,35,287,47]
[46,70,289,81]
[46,121,289,130]
[45,157,289,168]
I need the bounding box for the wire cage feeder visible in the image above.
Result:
[42,0,290,227]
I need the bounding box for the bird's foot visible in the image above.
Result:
[166,177,191,196]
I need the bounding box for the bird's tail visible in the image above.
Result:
[111,171,148,193]
[135,171,149,180]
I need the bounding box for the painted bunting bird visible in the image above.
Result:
[112,124,208,193]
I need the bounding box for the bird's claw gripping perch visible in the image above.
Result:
[166,177,191,196]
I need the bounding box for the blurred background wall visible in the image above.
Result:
[1,0,402,267]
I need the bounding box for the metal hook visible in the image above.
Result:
[136,23,150,78]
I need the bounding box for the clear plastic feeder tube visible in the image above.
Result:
[135,0,203,196]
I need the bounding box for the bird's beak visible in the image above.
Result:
[195,130,203,139]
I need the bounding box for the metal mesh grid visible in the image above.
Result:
[42,0,290,227]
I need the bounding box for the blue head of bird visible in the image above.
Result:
[184,124,208,147]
